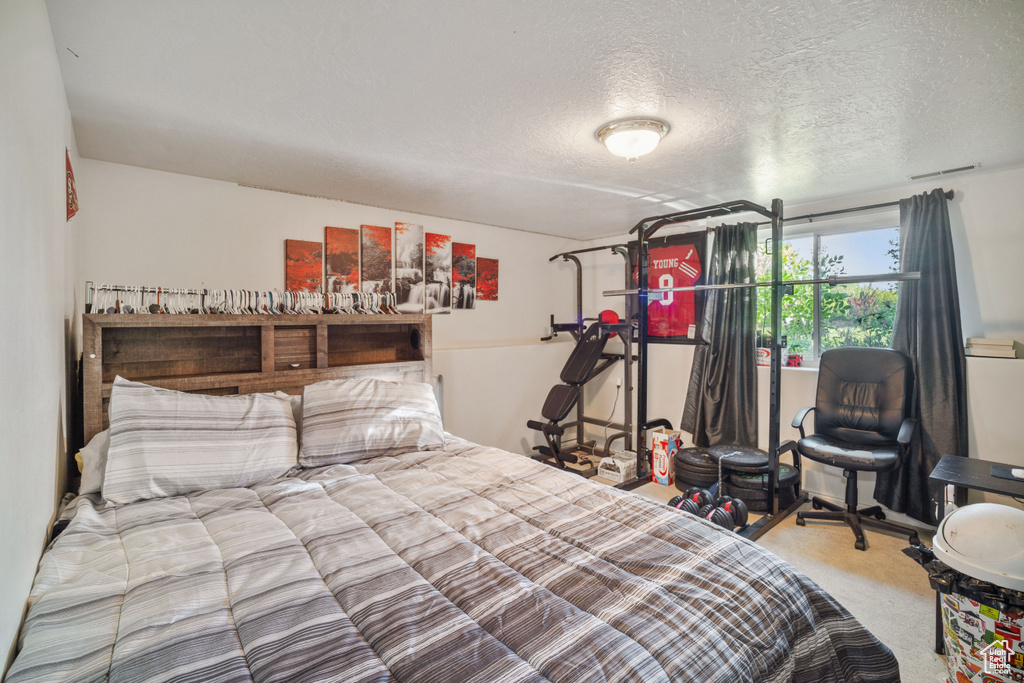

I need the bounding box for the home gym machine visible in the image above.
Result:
[529,244,664,479]
[605,196,928,540]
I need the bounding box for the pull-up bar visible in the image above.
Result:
[630,200,776,237]
[549,243,628,262]
[603,270,921,298]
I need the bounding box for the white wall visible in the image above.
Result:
[75,160,580,455]
[0,0,80,670]
[578,166,1024,518]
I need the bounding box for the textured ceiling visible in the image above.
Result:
[46,0,1024,239]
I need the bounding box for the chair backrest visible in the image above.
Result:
[814,347,911,446]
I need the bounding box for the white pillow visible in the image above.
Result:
[274,391,303,436]
[78,429,109,495]
[103,377,298,504]
[300,378,445,467]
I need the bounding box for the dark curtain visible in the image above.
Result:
[680,223,758,447]
[874,188,967,526]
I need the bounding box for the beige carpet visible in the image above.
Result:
[627,480,948,682]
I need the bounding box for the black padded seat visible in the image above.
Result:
[707,445,769,473]
[796,435,897,472]
[541,385,579,422]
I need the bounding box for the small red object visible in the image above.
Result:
[599,310,619,324]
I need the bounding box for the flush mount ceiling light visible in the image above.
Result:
[596,118,670,162]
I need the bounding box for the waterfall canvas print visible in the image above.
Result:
[424,233,452,314]
[394,222,424,313]
[360,225,393,294]
[476,258,498,301]
[452,242,476,309]
[285,239,323,292]
[324,226,360,294]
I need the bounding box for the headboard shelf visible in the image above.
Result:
[83,313,432,442]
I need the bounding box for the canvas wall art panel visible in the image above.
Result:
[424,233,452,314]
[285,239,323,292]
[476,258,498,301]
[394,222,424,313]
[66,149,78,221]
[360,224,393,294]
[324,226,360,294]
[451,242,476,310]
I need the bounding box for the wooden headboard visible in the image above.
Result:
[82,313,432,443]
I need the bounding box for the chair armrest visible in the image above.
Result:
[792,406,814,438]
[897,418,917,446]
[778,439,801,469]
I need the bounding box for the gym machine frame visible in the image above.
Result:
[616,199,804,540]
[537,244,639,474]
[606,194,932,540]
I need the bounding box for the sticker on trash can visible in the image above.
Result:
[942,593,1023,682]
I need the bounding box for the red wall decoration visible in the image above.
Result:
[360,225,393,293]
[324,226,360,294]
[66,149,79,221]
[476,258,498,301]
[285,239,323,292]
[451,242,476,309]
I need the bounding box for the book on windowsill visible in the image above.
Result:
[965,346,1018,358]
[966,337,1015,348]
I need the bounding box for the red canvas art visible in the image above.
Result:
[476,258,498,301]
[66,149,78,221]
[285,239,323,292]
[360,225,393,293]
[451,242,476,309]
[324,226,360,294]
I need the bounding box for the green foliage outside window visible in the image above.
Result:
[755,235,899,357]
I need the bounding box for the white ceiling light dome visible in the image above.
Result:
[596,118,670,162]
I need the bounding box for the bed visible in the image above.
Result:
[5,315,899,682]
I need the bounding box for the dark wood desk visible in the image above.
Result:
[928,454,1024,653]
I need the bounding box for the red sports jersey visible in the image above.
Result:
[634,242,702,338]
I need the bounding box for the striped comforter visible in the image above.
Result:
[8,436,899,682]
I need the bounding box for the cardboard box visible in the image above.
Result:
[598,454,637,483]
[650,429,682,486]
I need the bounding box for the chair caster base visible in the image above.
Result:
[811,500,823,510]
[795,514,806,526]
[855,539,866,551]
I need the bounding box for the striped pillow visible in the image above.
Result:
[300,378,445,467]
[103,377,298,504]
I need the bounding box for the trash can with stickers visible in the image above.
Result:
[906,503,1024,683]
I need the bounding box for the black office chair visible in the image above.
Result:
[791,347,922,550]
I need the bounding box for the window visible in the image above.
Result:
[755,222,900,360]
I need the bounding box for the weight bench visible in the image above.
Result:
[527,321,613,472]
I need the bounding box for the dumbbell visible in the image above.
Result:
[695,496,750,531]
[668,495,701,515]
[668,487,712,516]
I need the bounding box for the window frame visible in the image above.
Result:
[756,208,901,365]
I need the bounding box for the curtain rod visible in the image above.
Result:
[753,189,954,227]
